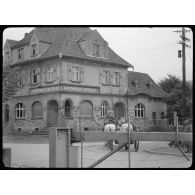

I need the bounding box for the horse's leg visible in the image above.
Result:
[110,141,113,151]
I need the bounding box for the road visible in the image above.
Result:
[3,136,192,168]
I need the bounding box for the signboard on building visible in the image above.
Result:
[30,85,100,95]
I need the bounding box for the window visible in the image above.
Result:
[31,68,40,84]
[15,103,26,119]
[65,100,73,118]
[31,44,37,57]
[135,104,145,118]
[93,43,100,57]
[146,83,150,89]
[161,112,164,119]
[5,51,10,63]
[102,70,110,85]
[18,75,23,87]
[18,48,24,60]
[80,100,93,117]
[47,67,54,82]
[112,72,120,86]
[72,66,80,81]
[100,101,108,117]
[5,104,9,123]
[32,101,43,119]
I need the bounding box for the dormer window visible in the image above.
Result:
[5,51,10,63]
[18,48,24,60]
[31,44,38,57]
[93,43,100,57]
[132,79,138,87]
[146,83,150,89]
[146,82,153,89]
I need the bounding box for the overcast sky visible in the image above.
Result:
[3,27,193,83]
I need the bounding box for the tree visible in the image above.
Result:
[3,65,20,102]
[158,74,192,120]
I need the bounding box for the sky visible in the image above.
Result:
[3,27,193,83]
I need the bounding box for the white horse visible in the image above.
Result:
[104,123,116,151]
[119,123,134,150]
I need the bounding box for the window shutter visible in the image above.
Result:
[30,69,33,84]
[42,67,46,83]
[46,67,49,82]
[56,65,60,79]
[108,71,111,85]
[67,64,72,81]
[111,72,113,85]
[27,70,30,84]
[80,66,84,82]
[119,72,122,86]
[37,68,41,83]
[99,69,103,84]
[53,67,57,80]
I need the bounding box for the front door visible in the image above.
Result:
[47,100,58,126]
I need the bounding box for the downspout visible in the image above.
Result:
[59,53,66,126]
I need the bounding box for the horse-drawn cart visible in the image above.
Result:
[104,118,140,152]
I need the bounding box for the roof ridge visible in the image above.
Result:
[60,28,72,55]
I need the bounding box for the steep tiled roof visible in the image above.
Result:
[7,39,18,47]
[10,27,132,67]
[128,71,166,98]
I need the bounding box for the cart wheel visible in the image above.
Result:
[134,141,139,152]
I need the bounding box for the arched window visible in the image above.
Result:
[5,104,9,123]
[134,104,145,118]
[100,101,108,117]
[16,103,26,119]
[80,100,93,117]
[65,100,73,118]
[32,101,43,119]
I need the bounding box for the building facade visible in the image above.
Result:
[3,27,167,134]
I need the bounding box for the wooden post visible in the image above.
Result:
[88,144,126,168]
[81,118,84,168]
[128,116,131,168]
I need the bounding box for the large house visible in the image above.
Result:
[3,27,167,134]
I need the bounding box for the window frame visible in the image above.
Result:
[64,100,73,118]
[15,103,26,119]
[100,101,108,117]
[47,67,54,82]
[102,70,110,85]
[160,111,164,119]
[31,68,40,84]
[93,43,100,57]
[72,66,80,82]
[5,51,10,63]
[18,48,24,60]
[134,103,145,118]
[31,44,38,57]
[112,71,120,86]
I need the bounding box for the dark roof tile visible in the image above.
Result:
[9,27,132,67]
[128,71,166,98]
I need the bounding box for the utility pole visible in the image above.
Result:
[174,27,191,118]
